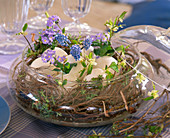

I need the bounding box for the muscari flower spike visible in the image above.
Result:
[70,44,82,61]
[83,38,92,50]
[55,33,71,47]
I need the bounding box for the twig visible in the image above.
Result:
[102,101,110,117]
[22,34,34,51]
[119,89,166,133]
[120,90,128,111]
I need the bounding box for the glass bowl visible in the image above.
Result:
[7,31,154,127]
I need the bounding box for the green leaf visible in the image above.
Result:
[109,62,119,72]
[119,11,127,20]
[55,61,63,68]
[152,82,156,90]
[53,68,61,72]
[106,73,114,80]
[45,11,49,18]
[87,64,93,75]
[88,52,93,59]
[65,62,70,69]
[62,79,67,86]
[27,48,31,54]
[114,16,118,26]
[71,40,78,44]
[22,23,28,32]
[144,96,154,101]
[63,63,77,74]
[94,44,110,56]
[62,28,65,34]
[80,68,86,77]
[81,61,87,67]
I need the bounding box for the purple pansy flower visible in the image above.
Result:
[96,33,103,40]
[49,15,61,22]
[53,25,61,33]
[41,36,49,44]
[93,33,109,42]
[42,29,56,36]
[50,57,55,64]
[70,45,81,61]
[45,49,55,56]
[41,50,56,64]
[90,35,97,41]
[56,56,66,62]
[41,55,48,63]
[47,75,53,78]
[47,19,53,27]
[48,35,55,42]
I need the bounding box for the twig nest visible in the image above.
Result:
[30,57,56,76]
[84,68,106,81]
[95,56,117,69]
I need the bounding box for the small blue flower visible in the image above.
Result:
[55,33,71,47]
[83,38,92,50]
[70,45,81,61]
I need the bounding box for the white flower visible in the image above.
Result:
[89,58,97,66]
[136,73,146,84]
[148,90,159,99]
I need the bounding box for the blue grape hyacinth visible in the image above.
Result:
[70,45,82,61]
[83,38,92,50]
[55,33,71,47]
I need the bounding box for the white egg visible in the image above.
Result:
[95,56,117,69]
[63,73,77,82]
[82,46,94,56]
[56,73,78,90]
[30,57,56,76]
[66,55,79,64]
[69,63,84,78]
[84,68,106,81]
[54,47,68,57]
[30,57,50,68]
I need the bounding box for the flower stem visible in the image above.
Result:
[22,34,34,52]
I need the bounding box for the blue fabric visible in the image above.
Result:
[122,0,170,29]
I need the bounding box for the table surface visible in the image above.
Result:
[0,0,170,138]
[28,0,132,31]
